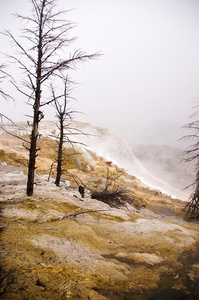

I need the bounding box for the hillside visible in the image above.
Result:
[0,121,199,299]
[131,144,195,201]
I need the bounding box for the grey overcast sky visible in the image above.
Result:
[1,0,199,147]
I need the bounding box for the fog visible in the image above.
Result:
[1,0,199,148]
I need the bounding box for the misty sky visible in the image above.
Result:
[1,0,199,148]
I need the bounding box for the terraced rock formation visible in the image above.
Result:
[0,122,199,299]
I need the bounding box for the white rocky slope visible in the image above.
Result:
[0,121,199,299]
[3,120,192,200]
[0,166,199,299]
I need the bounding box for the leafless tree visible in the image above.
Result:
[52,77,73,186]
[88,168,139,208]
[50,76,88,186]
[4,0,99,196]
[183,106,199,220]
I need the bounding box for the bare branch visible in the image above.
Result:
[41,51,100,82]
[4,31,36,65]
[11,80,35,101]
[0,113,15,124]
[0,125,30,144]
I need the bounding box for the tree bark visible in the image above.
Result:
[27,106,40,195]
[27,128,37,196]
[55,114,64,186]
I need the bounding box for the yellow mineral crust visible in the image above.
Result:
[1,128,199,299]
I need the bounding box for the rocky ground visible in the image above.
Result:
[0,126,199,299]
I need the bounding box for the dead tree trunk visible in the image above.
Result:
[27,130,37,195]
[27,110,41,195]
[55,113,64,186]
[27,2,43,196]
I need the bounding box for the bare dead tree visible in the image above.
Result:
[90,168,134,208]
[52,77,73,186]
[182,106,199,220]
[3,0,99,196]
[50,76,89,186]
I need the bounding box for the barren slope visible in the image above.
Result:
[0,122,199,299]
